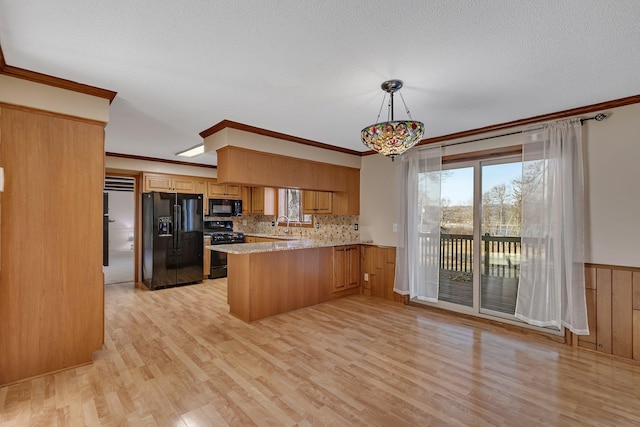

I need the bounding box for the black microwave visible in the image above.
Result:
[209,198,242,216]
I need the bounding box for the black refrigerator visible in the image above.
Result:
[142,192,204,290]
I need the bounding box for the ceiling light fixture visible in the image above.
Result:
[176,144,204,157]
[361,79,424,160]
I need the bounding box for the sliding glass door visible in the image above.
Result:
[438,166,474,308]
[479,161,522,318]
[437,157,522,322]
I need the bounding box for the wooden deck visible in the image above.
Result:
[2,279,640,425]
[438,273,519,314]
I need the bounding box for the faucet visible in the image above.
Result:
[276,215,290,235]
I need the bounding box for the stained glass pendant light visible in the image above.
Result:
[361,79,424,160]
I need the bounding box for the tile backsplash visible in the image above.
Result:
[232,215,360,240]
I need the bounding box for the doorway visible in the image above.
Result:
[435,156,523,323]
[103,176,136,285]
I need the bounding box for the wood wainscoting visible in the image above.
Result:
[574,264,640,362]
[361,245,407,304]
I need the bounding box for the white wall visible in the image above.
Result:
[359,102,640,268]
[359,154,401,246]
[0,75,110,122]
[583,103,640,267]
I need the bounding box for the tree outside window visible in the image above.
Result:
[277,189,312,224]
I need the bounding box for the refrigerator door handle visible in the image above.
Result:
[174,204,180,250]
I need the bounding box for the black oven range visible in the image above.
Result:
[204,220,244,279]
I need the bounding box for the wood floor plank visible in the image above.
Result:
[2,278,640,426]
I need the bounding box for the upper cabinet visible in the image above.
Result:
[302,190,332,214]
[241,186,252,215]
[250,187,276,215]
[143,173,196,193]
[216,146,360,215]
[207,181,241,199]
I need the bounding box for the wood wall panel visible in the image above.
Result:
[633,272,640,310]
[634,310,640,361]
[0,107,104,385]
[585,266,596,290]
[360,245,398,303]
[578,265,640,362]
[580,289,597,346]
[611,270,633,358]
[595,268,612,354]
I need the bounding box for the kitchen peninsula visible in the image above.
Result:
[207,239,368,322]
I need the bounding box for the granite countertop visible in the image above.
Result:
[206,238,372,255]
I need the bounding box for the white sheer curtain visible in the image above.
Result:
[394,147,442,301]
[515,118,589,335]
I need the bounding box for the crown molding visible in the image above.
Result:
[0,44,117,103]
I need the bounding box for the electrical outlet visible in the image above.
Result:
[315,222,320,229]
[271,221,276,226]
[242,220,247,226]
[354,223,359,231]
[364,273,369,281]
[393,223,398,232]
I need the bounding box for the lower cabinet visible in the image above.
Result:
[333,245,360,293]
[203,236,211,279]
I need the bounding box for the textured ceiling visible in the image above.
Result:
[1,1,640,166]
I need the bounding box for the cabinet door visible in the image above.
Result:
[195,180,207,195]
[251,187,275,215]
[173,177,196,193]
[347,245,360,289]
[302,191,316,214]
[302,190,332,214]
[251,187,265,213]
[225,185,241,198]
[208,182,241,198]
[144,174,173,192]
[207,182,227,198]
[333,247,347,292]
[241,187,252,214]
[315,191,332,214]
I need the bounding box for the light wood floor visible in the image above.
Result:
[2,279,640,426]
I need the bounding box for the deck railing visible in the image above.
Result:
[419,232,522,278]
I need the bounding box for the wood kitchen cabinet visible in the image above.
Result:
[241,186,252,214]
[302,190,332,214]
[250,187,276,215]
[207,181,241,199]
[333,245,360,293]
[203,236,212,278]
[143,173,196,193]
[196,180,209,215]
[215,146,360,215]
[0,105,105,385]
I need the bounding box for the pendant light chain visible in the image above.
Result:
[398,92,414,121]
[374,93,387,124]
